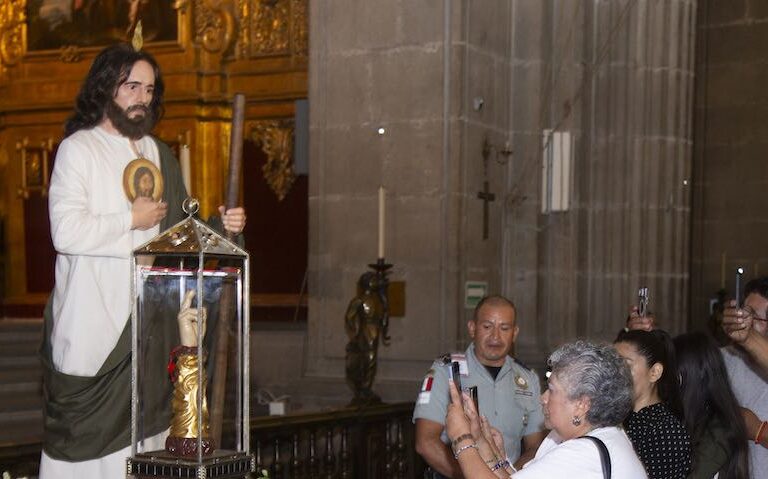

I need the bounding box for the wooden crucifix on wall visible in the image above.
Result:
[477,181,495,240]
[476,136,512,240]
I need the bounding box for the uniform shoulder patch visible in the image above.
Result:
[513,358,532,371]
[438,353,452,364]
[417,368,436,405]
[420,369,435,391]
[438,352,466,364]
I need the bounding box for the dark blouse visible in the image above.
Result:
[624,402,692,479]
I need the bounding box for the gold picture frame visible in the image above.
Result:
[123,158,164,202]
[25,0,179,52]
[16,137,53,199]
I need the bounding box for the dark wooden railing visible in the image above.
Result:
[0,402,426,478]
[250,402,425,479]
[0,440,41,478]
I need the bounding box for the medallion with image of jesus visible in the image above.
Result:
[123,158,164,202]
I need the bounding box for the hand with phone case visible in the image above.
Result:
[451,362,480,411]
[469,386,479,412]
[626,288,655,331]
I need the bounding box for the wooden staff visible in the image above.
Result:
[210,93,246,446]
[224,94,246,225]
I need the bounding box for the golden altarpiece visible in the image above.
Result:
[0,0,307,315]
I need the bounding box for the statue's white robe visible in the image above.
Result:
[40,126,163,479]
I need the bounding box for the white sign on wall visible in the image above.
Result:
[541,129,572,213]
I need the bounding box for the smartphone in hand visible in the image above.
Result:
[638,287,649,317]
[451,361,463,394]
[469,386,479,411]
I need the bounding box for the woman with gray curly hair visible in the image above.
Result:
[446,340,648,478]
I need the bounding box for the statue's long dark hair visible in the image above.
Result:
[64,43,165,138]
[674,332,750,479]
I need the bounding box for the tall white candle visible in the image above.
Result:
[180,144,191,195]
[378,186,385,259]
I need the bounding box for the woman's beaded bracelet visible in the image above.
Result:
[453,442,478,460]
[490,459,511,472]
[450,433,474,449]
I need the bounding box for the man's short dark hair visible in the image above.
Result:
[472,295,516,322]
[744,276,768,301]
[64,43,165,138]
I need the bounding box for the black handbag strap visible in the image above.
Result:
[580,435,611,479]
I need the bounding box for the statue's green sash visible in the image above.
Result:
[40,138,187,461]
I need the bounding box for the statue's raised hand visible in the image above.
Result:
[178,290,207,347]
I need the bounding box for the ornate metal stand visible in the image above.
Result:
[344,258,392,406]
[127,450,255,479]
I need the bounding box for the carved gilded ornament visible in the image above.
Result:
[194,0,236,53]
[253,0,290,55]
[236,0,306,59]
[291,0,307,56]
[0,0,25,70]
[174,0,191,13]
[17,138,54,199]
[59,45,82,63]
[234,0,248,58]
[250,120,295,201]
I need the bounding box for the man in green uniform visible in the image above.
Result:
[413,295,546,478]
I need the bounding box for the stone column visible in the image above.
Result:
[306,1,464,400]
[507,0,697,363]
[691,0,768,326]
[305,0,520,401]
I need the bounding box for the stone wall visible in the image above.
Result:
[307,0,461,403]
[303,0,697,405]
[509,0,696,363]
[691,0,768,327]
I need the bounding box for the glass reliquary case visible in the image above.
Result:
[127,202,254,478]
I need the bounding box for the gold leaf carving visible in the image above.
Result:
[237,0,306,59]
[251,0,290,55]
[194,0,235,53]
[59,45,82,63]
[0,0,26,69]
[16,137,54,199]
[250,120,295,201]
[174,0,191,12]
[291,0,307,56]
[235,0,250,58]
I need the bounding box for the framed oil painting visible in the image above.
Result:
[25,0,178,51]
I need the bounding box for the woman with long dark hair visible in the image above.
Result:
[615,329,692,479]
[674,332,750,479]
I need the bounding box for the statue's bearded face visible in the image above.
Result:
[105,100,154,140]
[106,60,156,140]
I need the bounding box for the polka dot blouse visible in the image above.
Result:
[624,402,692,479]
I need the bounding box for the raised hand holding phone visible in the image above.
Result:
[451,361,463,393]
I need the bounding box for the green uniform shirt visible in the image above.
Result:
[412,343,545,462]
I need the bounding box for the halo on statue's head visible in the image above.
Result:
[123,158,163,202]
